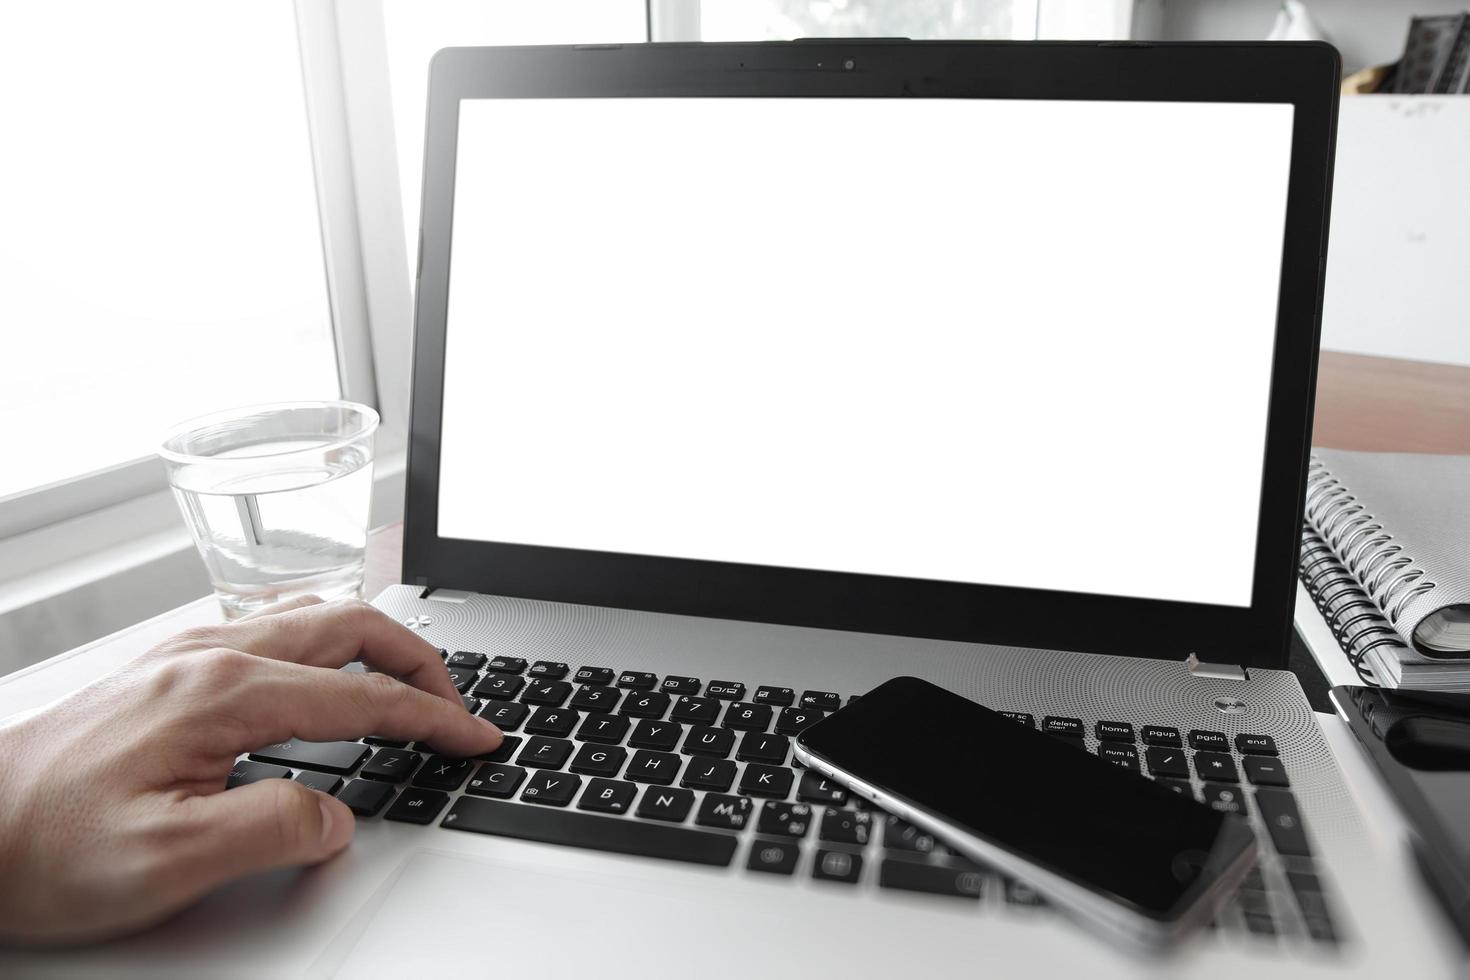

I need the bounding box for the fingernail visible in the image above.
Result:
[318,795,353,851]
[480,718,504,744]
[318,796,336,845]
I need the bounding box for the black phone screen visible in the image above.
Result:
[797,676,1249,920]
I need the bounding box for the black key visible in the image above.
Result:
[479,700,529,731]
[1244,756,1290,787]
[1156,778,1192,796]
[671,695,721,725]
[884,816,936,853]
[1054,736,1086,753]
[757,801,813,837]
[385,787,450,824]
[879,860,985,899]
[1004,877,1045,907]
[573,666,615,686]
[775,707,825,735]
[752,686,795,707]
[1097,744,1140,772]
[800,690,842,712]
[1243,912,1277,936]
[1201,782,1247,814]
[518,736,574,770]
[447,651,487,669]
[637,786,695,822]
[444,796,737,866]
[813,850,863,884]
[248,739,370,775]
[683,725,735,758]
[661,675,702,695]
[1095,720,1134,742]
[620,692,670,719]
[739,764,794,799]
[579,777,638,814]
[1141,725,1183,747]
[478,735,521,763]
[521,769,581,806]
[227,759,290,788]
[617,671,658,690]
[797,770,848,805]
[747,838,800,875]
[461,695,482,714]
[1286,870,1323,896]
[999,711,1035,728]
[1145,746,1190,779]
[681,758,736,792]
[1042,716,1084,738]
[1189,730,1230,752]
[819,808,873,845]
[570,743,627,778]
[337,778,394,816]
[627,750,682,785]
[445,666,479,693]
[706,681,746,701]
[413,755,475,791]
[628,720,683,752]
[521,680,572,706]
[363,736,409,747]
[295,770,343,795]
[529,660,570,680]
[1193,751,1239,783]
[471,672,525,700]
[525,706,580,738]
[569,685,622,713]
[736,731,790,764]
[696,793,754,830]
[487,655,527,674]
[1236,733,1278,756]
[576,713,630,745]
[1303,914,1338,944]
[360,748,421,783]
[723,701,773,732]
[1256,789,1312,856]
[466,763,526,799]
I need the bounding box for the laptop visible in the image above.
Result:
[26,40,1455,978]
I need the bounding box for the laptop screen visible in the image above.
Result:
[435,97,1293,609]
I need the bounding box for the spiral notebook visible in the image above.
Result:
[1299,449,1470,689]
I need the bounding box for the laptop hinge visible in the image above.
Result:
[1185,653,1249,682]
[422,587,472,604]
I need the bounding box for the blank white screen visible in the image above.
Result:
[437,97,1293,607]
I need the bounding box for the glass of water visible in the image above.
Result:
[160,401,379,620]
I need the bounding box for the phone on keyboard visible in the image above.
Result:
[793,676,1257,953]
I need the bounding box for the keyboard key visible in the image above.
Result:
[775,707,825,735]
[1243,911,1277,936]
[576,713,630,745]
[363,735,409,747]
[661,675,702,695]
[461,695,482,714]
[294,770,343,795]
[757,801,813,837]
[1244,756,1290,786]
[570,743,627,778]
[999,711,1035,728]
[521,770,582,807]
[385,787,449,824]
[799,690,841,711]
[637,786,695,823]
[479,700,529,731]
[879,860,984,899]
[1141,725,1182,747]
[706,680,746,701]
[617,671,658,690]
[360,748,421,783]
[671,695,721,725]
[521,680,572,706]
[627,750,682,785]
[570,685,623,713]
[884,817,935,853]
[1004,877,1045,907]
[813,850,863,884]
[1189,730,1230,752]
[412,755,474,791]
[1097,744,1140,772]
[446,651,487,669]
[683,725,735,758]
[723,701,773,732]
[248,739,370,775]
[620,692,670,719]
[797,770,848,805]
[747,839,800,875]
[1193,751,1239,783]
[487,655,527,674]
[1042,716,1084,738]
[681,758,736,792]
[819,808,872,845]
[736,731,790,764]
[466,763,527,799]
[1236,733,1278,756]
[477,735,521,764]
[445,667,479,693]
[337,778,394,816]
[739,764,794,799]
[471,672,524,700]
[1053,736,1086,753]
[696,793,754,830]
[529,660,569,680]
[752,686,795,707]
[1156,778,1192,796]
[525,707,580,738]
[518,736,574,770]
[1256,790,1312,856]
[1095,720,1135,742]
[1145,746,1190,779]
[628,720,683,752]
[579,777,638,814]
[574,666,615,686]
[227,759,290,788]
[444,796,736,865]
[1201,783,1246,814]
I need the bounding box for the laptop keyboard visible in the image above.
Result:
[230,656,1341,949]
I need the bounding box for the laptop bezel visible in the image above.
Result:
[402,40,1339,671]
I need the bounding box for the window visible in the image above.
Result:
[697,0,1039,41]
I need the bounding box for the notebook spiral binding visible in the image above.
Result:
[1299,458,1436,684]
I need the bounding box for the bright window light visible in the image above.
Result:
[698,0,1040,41]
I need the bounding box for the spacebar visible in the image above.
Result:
[441,797,737,867]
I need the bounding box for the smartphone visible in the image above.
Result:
[794,676,1257,952]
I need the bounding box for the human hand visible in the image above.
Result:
[0,596,501,945]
